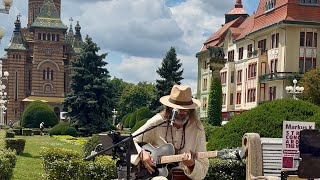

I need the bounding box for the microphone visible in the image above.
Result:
[170,108,179,126]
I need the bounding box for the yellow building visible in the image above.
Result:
[197,0,319,120]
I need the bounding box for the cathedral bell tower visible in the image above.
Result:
[28,0,61,27]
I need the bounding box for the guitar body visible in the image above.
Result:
[135,143,175,180]
[170,169,191,180]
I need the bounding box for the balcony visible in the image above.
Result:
[259,72,303,83]
[247,49,267,59]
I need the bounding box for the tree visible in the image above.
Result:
[300,67,320,106]
[63,37,115,134]
[207,76,222,126]
[152,47,184,111]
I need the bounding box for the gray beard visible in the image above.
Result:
[175,115,189,125]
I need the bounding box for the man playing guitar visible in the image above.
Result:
[131,85,209,180]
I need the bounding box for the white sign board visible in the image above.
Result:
[282,121,315,170]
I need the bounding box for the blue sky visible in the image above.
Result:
[0,0,260,92]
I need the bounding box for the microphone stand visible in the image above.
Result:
[85,119,170,180]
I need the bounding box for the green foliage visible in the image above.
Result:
[49,122,71,136]
[22,129,33,136]
[63,37,115,135]
[61,126,78,137]
[204,125,221,141]
[124,113,132,128]
[0,149,17,180]
[0,130,6,149]
[208,76,222,126]
[300,67,320,105]
[12,129,21,136]
[119,82,155,117]
[32,129,41,135]
[5,139,26,155]
[5,130,15,138]
[82,134,101,157]
[41,147,117,180]
[135,107,153,122]
[204,159,246,180]
[152,47,184,111]
[131,118,148,132]
[20,101,58,128]
[207,98,320,150]
[129,112,137,128]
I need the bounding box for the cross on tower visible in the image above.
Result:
[69,17,73,24]
[17,13,21,20]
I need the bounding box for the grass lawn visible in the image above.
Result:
[12,135,84,180]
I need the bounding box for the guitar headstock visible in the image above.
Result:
[217,148,243,161]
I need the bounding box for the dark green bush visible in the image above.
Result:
[5,139,26,155]
[61,126,78,137]
[123,113,132,128]
[131,118,148,132]
[49,122,70,136]
[208,98,320,150]
[5,130,15,138]
[22,129,33,136]
[12,129,21,135]
[82,134,101,157]
[135,107,153,122]
[0,149,17,180]
[129,112,137,128]
[204,158,246,180]
[204,125,221,141]
[121,114,130,124]
[41,147,117,180]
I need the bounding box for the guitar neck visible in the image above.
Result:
[160,151,218,164]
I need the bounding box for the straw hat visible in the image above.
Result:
[159,85,201,109]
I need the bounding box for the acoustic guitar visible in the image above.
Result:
[134,143,240,180]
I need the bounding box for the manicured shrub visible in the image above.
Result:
[204,158,246,180]
[204,125,221,141]
[5,130,15,138]
[82,134,101,157]
[135,107,153,122]
[61,126,78,137]
[49,122,70,136]
[129,112,137,128]
[208,98,320,150]
[32,129,41,135]
[123,113,132,128]
[41,147,117,180]
[12,129,21,135]
[20,101,58,128]
[22,129,33,136]
[0,149,17,180]
[5,139,26,155]
[131,118,148,132]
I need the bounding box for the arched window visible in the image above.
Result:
[43,33,46,41]
[47,67,50,79]
[52,34,56,41]
[51,70,54,80]
[38,33,41,40]
[13,54,15,59]
[43,70,46,80]
[47,33,51,41]
[57,34,60,41]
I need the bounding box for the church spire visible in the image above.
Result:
[235,0,243,8]
[5,14,27,51]
[75,21,82,39]
[14,13,22,32]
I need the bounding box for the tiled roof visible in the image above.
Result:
[201,17,245,51]
[31,0,67,29]
[5,17,27,51]
[226,8,247,15]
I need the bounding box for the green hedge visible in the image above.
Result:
[20,101,58,128]
[82,134,101,157]
[131,118,148,132]
[5,130,15,138]
[12,129,21,136]
[135,107,153,122]
[22,129,33,136]
[32,129,41,135]
[204,158,245,180]
[5,139,26,155]
[41,147,117,180]
[0,149,17,180]
[49,122,72,136]
[61,126,78,137]
[129,112,137,128]
[124,113,132,128]
[208,98,320,150]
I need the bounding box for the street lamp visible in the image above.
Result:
[285,79,304,100]
[0,62,8,125]
[0,0,13,14]
[0,26,5,43]
[112,109,117,126]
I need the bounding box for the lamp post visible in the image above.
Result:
[285,79,304,100]
[0,0,13,44]
[0,62,8,125]
[112,109,117,126]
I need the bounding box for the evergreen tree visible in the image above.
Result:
[152,47,183,111]
[208,76,222,126]
[63,37,115,134]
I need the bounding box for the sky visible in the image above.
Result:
[0,0,260,93]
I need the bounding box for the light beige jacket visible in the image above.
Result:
[131,114,209,180]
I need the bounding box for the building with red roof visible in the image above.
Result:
[197,0,320,121]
